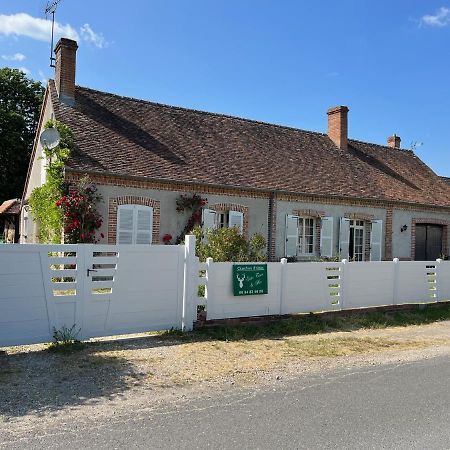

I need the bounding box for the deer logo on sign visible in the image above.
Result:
[237,274,245,288]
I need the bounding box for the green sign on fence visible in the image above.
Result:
[232,264,268,296]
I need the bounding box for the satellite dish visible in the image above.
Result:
[40,127,61,149]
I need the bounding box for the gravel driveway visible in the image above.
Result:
[1,320,450,444]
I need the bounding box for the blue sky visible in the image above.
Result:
[1,1,449,176]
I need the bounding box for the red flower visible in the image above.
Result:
[162,233,172,243]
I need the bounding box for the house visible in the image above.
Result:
[22,38,450,261]
[0,199,21,243]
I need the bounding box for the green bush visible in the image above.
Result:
[192,226,267,262]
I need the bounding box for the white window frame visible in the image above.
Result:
[297,217,316,256]
[285,215,316,257]
[349,219,365,262]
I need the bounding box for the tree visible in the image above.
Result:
[0,68,44,203]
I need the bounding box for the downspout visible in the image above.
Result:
[267,191,276,262]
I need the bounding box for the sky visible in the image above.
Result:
[1,1,449,176]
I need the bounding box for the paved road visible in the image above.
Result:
[3,355,450,449]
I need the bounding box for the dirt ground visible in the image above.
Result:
[1,320,450,440]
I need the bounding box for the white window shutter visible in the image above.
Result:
[135,206,153,245]
[202,209,217,230]
[117,205,134,244]
[285,215,298,257]
[229,211,244,234]
[320,216,334,258]
[339,218,351,260]
[370,220,383,261]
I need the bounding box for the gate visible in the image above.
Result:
[0,241,193,347]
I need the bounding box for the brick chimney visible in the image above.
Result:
[54,38,78,105]
[327,106,349,150]
[387,134,401,148]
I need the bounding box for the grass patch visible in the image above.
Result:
[46,324,87,354]
[47,340,87,354]
[283,337,428,358]
[159,304,450,343]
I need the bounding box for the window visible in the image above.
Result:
[202,209,244,234]
[349,220,365,261]
[217,212,229,229]
[117,205,153,244]
[285,215,316,257]
[299,217,315,255]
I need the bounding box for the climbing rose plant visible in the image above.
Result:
[175,193,208,244]
[56,177,103,243]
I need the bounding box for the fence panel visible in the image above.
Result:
[437,261,450,301]
[0,244,83,346]
[396,261,438,304]
[343,262,395,309]
[0,246,51,346]
[205,262,282,320]
[83,244,185,338]
[282,262,342,314]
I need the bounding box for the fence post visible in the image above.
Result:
[393,258,399,305]
[279,258,287,315]
[340,259,347,310]
[205,257,214,320]
[435,259,442,302]
[182,235,198,331]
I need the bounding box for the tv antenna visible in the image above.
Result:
[45,0,63,68]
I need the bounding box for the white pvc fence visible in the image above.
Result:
[202,258,450,320]
[0,242,188,347]
[1,235,450,347]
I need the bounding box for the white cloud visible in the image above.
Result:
[0,13,108,48]
[420,7,450,27]
[80,23,108,48]
[18,67,30,75]
[0,13,79,42]
[1,52,26,61]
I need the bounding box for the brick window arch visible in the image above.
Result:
[208,203,249,237]
[108,196,160,244]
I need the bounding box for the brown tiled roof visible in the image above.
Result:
[50,81,450,208]
[0,199,20,215]
[441,176,450,185]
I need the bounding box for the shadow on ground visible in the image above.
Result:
[0,345,138,418]
[1,304,449,418]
